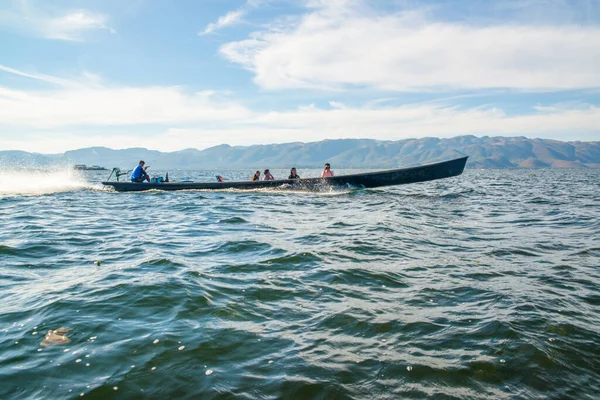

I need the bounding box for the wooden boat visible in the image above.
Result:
[102,156,468,192]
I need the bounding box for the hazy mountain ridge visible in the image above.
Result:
[1,136,599,169]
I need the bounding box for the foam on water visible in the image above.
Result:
[0,169,88,196]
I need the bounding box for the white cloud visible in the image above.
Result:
[329,101,346,109]
[198,0,271,36]
[0,65,250,128]
[0,86,250,128]
[0,1,114,41]
[1,65,599,153]
[220,1,600,91]
[200,9,245,35]
[246,103,600,140]
[0,64,75,87]
[160,101,600,150]
[43,10,115,41]
[5,100,598,153]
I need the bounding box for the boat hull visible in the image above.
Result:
[102,156,468,192]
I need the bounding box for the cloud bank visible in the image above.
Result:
[1,63,598,152]
[220,1,600,91]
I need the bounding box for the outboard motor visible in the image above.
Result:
[106,168,131,182]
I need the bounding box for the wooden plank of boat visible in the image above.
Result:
[102,156,468,192]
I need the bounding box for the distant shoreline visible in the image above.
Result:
[1,136,599,169]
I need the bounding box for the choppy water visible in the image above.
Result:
[1,168,599,399]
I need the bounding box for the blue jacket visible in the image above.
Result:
[131,165,146,180]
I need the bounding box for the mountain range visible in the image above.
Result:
[1,136,599,169]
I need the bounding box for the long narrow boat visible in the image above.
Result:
[102,156,468,192]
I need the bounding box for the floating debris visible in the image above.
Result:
[41,328,71,347]
[153,339,159,344]
[500,359,506,363]
[178,346,185,351]
[94,260,101,266]
[407,366,413,371]
[76,359,82,363]
[151,367,157,371]
[205,370,213,376]
[268,360,273,364]
[113,387,118,391]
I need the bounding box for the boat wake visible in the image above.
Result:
[0,169,89,196]
[135,184,355,195]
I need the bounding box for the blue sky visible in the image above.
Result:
[0,0,599,153]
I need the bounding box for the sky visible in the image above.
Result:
[0,0,599,153]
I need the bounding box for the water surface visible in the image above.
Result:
[1,168,599,399]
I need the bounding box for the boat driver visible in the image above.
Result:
[131,160,150,183]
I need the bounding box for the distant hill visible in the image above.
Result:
[1,136,599,169]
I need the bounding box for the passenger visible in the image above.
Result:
[321,163,334,178]
[216,175,224,182]
[130,160,150,183]
[288,167,300,179]
[263,169,275,181]
[251,171,261,181]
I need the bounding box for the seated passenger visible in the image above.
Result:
[263,169,275,181]
[321,163,334,178]
[130,160,150,183]
[288,167,300,179]
[251,171,261,181]
[216,175,224,182]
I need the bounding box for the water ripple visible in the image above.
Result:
[0,169,599,399]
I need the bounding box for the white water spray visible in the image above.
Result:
[0,168,89,196]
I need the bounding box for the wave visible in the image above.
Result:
[0,169,88,196]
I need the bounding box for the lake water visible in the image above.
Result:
[1,168,599,399]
